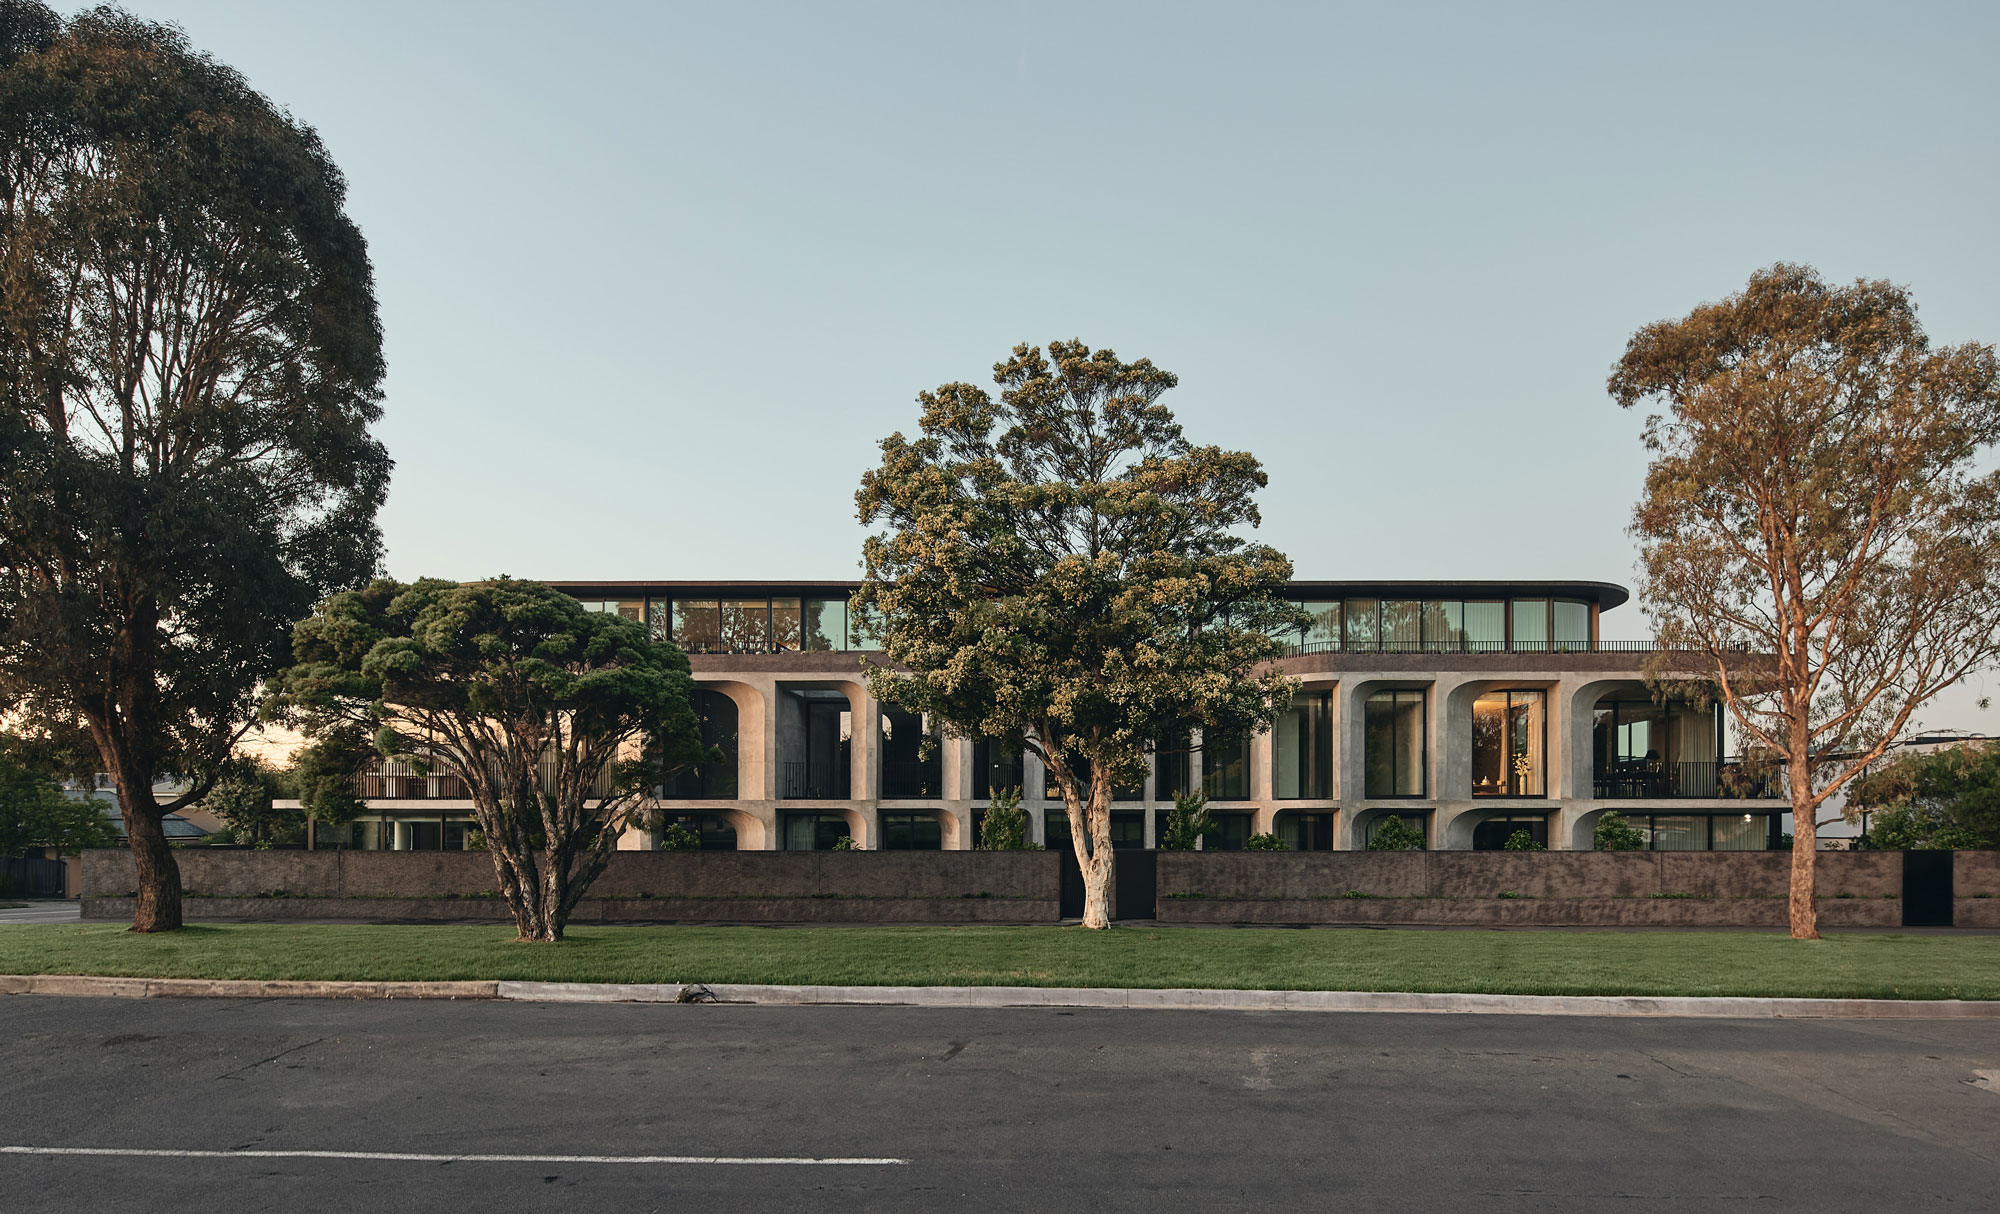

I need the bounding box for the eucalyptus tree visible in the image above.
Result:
[1612,263,2000,938]
[856,340,1302,928]
[0,3,389,929]
[272,578,706,942]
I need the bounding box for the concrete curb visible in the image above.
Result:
[7,974,1999,1017]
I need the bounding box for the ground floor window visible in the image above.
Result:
[1278,812,1335,851]
[1618,812,1778,851]
[879,812,943,850]
[781,812,851,851]
[1200,811,1254,852]
[350,814,480,851]
[656,811,738,851]
[1471,814,1547,851]
[1045,809,1146,851]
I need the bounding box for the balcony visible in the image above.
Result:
[1593,760,1782,800]
[881,760,943,799]
[354,756,618,801]
[1281,637,1697,656]
[781,760,849,800]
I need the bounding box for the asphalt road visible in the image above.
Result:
[0,997,1995,1213]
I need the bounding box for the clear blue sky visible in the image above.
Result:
[116,1,2000,722]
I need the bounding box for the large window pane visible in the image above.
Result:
[1381,601,1422,652]
[1275,690,1332,799]
[1365,690,1426,797]
[1344,598,1379,652]
[718,600,770,652]
[1510,599,1549,651]
[673,599,721,651]
[803,599,846,652]
[1710,814,1770,851]
[1202,732,1250,801]
[662,689,738,798]
[1553,599,1591,652]
[1423,601,1464,652]
[1154,733,1193,800]
[1472,690,1545,797]
[647,598,670,643]
[1463,602,1506,652]
[1301,601,1341,651]
[848,608,883,651]
[770,598,802,651]
[880,705,940,797]
[880,812,942,851]
[1652,815,1705,851]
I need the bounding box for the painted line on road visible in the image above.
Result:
[0,1146,907,1166]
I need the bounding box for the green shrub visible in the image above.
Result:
[658,822,701,852]
[1244,832,1290,851]
[1367,816,1426,851]
[833,835,857,851]
[1592,811,1646,851]
[1157,793,1215,851]
[976,788,1035,850]
[1501,829,1545,852]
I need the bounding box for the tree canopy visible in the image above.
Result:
[0,2,389,929]
[1612,263,2000,936]
[1845,742,2000,851]
[0,737,115,856]
[270,578,706,941]
[856,339,1301,927]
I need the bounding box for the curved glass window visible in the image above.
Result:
[1472,690,1545,797]
[662,689,738,799]
[1274,691,1333,799]
[1364,690,1426,797]
[1553,599,1591,652]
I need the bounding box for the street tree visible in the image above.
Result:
[0,737,116,857]
[856,340,1301,928]
[0,4,389,930]
[191,757,302,848]
[1845,743,2000,850]
[270,578,706,942]
[1611,263,2000,938]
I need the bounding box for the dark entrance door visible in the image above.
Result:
[1902,849,1954,928]
[1115,850,1156,921]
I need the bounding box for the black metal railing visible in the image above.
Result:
[881,761,943,799]
[1593,761,1783,800]
[1278,637,1704,656]
[781,760,850,799]
[353,755,617,801]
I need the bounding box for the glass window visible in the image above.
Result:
[1593,699,1722,798]
[647,598,670,643]
[1279,812,1335,851]
[1381,601,1422,652]
[848,607,883,651]
[1368,812,1428,848]
[972,738,1025,801]
[1553,599,1591,652]
[1510,599,1548,651]
[1344,598,1379,652]
[1110,810,1146,850]
[718,599,770,652]
[1364,690,1426,797]
[1472,815,1548,851]
[1651,815,1706,851]
[782,812,850,851]
[1422,601,1464,652]
[1274,690,1333,799]
[1463,602,1506,652]
[656,811,738,851]
[1154,733,1193,800]
[880,812,942,850]
[1300,601,1341,652]
[880,705,940,797]
[1710,814,1770,851]
[576,598,644,623]
[1202,812,1253,851]
[662,689,738,798]
[770,598,802,651]
[803,599,846,652]
[673,599,722,651]
[1201,732,1250,801]
[1471,690,1545,797]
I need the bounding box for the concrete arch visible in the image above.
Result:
[694,678,769,800]
[1438,804,1559,852]
[1346,805,1430,852]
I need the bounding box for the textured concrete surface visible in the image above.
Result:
[0,997,1994,1212]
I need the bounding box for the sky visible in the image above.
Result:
[112,0,2000,728]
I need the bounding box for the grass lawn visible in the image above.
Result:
[1,923,1998,999]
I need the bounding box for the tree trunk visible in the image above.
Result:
[1070,778,1116,930]
[1787,766,1819,940]
[122,801,182,933]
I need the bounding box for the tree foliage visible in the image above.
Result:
[1243,832,1289,851]
[189,756,301,848]
[1611,264,2000,936]
[1500,828,1545,852]
[270,578,705,942]
[1156,792,1216,852]
[0,737,115,856]
[0,3,389,929]
[1591,810,1647,851]
[855,340,1301,927]
[976,787,1033,850]
[1846,743,2000,850]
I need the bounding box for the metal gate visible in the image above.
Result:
[0,855,67,898]
[1902,850,1954,928]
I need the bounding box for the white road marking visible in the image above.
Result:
[0,1146,905,1166]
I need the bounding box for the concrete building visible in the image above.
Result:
[314,579,1790,853]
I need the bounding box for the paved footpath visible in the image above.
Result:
[0,996,1995,1213]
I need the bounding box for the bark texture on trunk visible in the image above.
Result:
[122,799,182,933]
[1787,778,1819,940]
[1069,776,1116,930]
